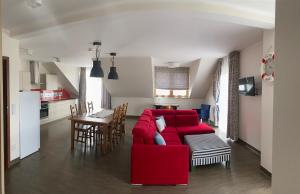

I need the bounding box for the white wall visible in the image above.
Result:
[204,85,215,106]
[260,29,275,172]
[2,32,21,161]
[112,97,203,116]
[102,57,154,98]
[106,56,206,116]
[272,1,300,193]
[239,41,263,150]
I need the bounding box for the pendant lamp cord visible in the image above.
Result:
[111,55,115,67]
[95,45,100,60]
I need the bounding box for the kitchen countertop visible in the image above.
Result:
[42,98,77,103]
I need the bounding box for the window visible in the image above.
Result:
[173,90,188,97]
[156,89,171,96]
[86,68,102,112]
[155,67,189,98]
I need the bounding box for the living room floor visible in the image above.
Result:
[6,117,271,194]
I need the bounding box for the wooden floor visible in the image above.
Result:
[6,117,271,194]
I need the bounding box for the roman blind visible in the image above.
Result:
[155,67,189,90]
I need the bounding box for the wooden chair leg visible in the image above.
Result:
[84,131,87,152]
[89,129,93,148]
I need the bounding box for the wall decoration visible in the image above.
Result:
[261,52,275,82]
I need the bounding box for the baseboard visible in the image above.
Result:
[260,165,272,177]
[237,138,260,156]
[9,157,20,167]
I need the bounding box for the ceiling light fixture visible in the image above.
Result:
[167,61,180,68]
[90,41,104,78]
[108,52,119,80]
[26,0,43,8]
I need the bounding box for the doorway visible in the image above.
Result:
[2,56,10,169]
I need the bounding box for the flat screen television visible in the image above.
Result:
[239,76,255,96]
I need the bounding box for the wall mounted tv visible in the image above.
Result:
[239,76,256,96]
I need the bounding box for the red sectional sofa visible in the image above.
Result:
[131,109,215,185]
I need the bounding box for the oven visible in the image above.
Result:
[40,102,49,119]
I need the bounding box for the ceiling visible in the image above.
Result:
[3,0,275,65]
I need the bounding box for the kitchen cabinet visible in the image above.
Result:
[20,71,40,90]
[20,71,31,91]
[40,99,77,125]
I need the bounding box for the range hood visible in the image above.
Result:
[29,61,40,84]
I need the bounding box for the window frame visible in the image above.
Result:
[155,89,189,98]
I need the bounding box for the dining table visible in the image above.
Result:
[68,109,114,154]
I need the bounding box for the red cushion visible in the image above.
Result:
[161,126,177,134]
[151,109,175,116]
[152,109,175,127]
[142,109,152,116]
[175,110,198,115]
[151,110,176,127]
[175,114,199,127]
[139,115,151,122]
[161,133,182,145]
[162,115,176,127]
[176,124,215,141]
[132,120,155,145]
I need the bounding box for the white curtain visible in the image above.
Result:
[212,59,222,125]
[155,67,189,90]
[86,68,102,112]
[219,56,229,139]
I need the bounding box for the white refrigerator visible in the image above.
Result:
[19,91,40,159]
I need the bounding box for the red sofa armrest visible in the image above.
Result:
[131,144,189,185]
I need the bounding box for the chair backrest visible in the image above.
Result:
[110,106,120,129]
[200,104,211,111]
[121,103,128,122]
[200,104,211,121]
[124,103,128,115]
[70,104,78,117]
[118,104,125,123]
[87,101,94,113]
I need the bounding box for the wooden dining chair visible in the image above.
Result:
[114,104,125,144]
[87,101,94,113]
[121,103,128,136]
[109,106,121,150]
[70,104,93,151]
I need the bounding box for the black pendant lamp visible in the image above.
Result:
[108,52,119,80]
[90,41,104,77]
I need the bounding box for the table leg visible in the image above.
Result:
[71,120,75,150]
[102,124,108,154]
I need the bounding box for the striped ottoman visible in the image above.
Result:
[184,134,231,168]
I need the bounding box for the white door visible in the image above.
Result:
[20,91,40,159]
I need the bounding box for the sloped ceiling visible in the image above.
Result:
[102,57,154,98]
[101,56,217,99]
[43,62,79,97]
[189,58,218,98]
